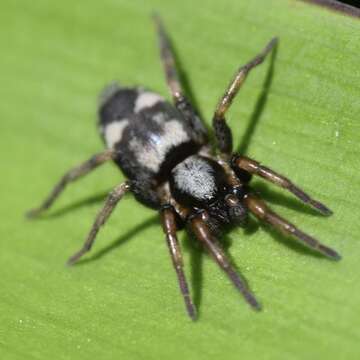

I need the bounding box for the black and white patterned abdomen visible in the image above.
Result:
[98,84,204,183]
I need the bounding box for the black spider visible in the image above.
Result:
[27,15,340,320]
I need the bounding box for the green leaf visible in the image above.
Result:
[1,0,359,359]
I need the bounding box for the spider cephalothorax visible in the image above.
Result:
[170,155,249,226]
[27,15,340,320]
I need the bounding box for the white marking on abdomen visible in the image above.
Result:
[129,119,189,172]
[104,120,129,148]
[134,92,164,113]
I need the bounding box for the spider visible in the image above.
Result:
[27,15,340,320]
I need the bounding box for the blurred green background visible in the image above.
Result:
[0,0,359,359]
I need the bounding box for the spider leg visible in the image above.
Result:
[244,193,340,260]
[161,205,196,320]
[152,14,207,143]
[233,155,332,215]
[189,212,261,310]
[26,149,116,218]
[67,181,131,265]
[213,38,278,155]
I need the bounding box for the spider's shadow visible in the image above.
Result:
[236,42,277,155]
[43,191,110,219]
[254,182,325,217]
[74,215,159,265]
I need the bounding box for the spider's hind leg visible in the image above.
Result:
[153,14,208,144]
[244,193,340,260]
[161,205,196,320]
[213,38,278,156]
[67,181,131,265]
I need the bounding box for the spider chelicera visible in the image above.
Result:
[27,15,340,320]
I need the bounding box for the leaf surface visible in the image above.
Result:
[0,1,359,359]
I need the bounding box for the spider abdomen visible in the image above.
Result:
[98,84,205,185]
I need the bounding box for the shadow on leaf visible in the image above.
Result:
[237,41,278,155]
[75,215,159,265]
[42,190,110,219]
[253,182,327,217]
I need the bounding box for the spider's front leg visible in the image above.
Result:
[161,205,196,320]
[189,211,261,310]
[244,193,340,260]
[213,38,278,156]
[232,155,332,216]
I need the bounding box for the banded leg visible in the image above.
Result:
[244,193,340,260]
[213,38,278,155]
[152,14,207,143]
[233,155,332,215]
[67,181,131,265]
[161,206,196,320]
[27,149,116,218]
[190,212,261,310]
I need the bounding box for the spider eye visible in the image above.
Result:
[225,194,248,223]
